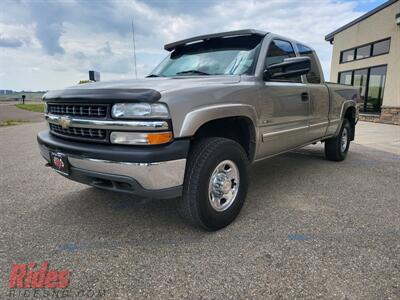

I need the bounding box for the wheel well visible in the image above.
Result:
[344,106,356,140]
[192,117,256,161]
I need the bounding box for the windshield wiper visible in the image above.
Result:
[175,70,210,76]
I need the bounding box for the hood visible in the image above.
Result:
[44,75,241,103]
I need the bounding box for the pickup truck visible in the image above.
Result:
[37,29,359,230]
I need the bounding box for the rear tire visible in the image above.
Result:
[178,137,249,231]
[325,119,351,161]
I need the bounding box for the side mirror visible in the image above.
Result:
[264,57,311,81]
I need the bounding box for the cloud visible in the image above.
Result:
[0,36,23,48]
[0,0,369,90]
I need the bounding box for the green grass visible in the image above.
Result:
[15,103,45,113]
[0,120,30,127]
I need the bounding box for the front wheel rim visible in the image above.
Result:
[341,128,348,152]
[208,160,240,212]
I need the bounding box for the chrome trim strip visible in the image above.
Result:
[309,121,329,128]
[262,125,308,140]
[45,114,169,131]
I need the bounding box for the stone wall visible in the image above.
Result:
[359,106,400,125]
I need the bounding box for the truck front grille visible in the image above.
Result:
[49,123,107,141]
[48,104,107,118]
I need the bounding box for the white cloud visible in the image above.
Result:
[0,0,368,90]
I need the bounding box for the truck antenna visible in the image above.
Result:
[131,18,138,79]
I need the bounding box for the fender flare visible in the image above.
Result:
[178,103,258,138]
[335,100,357,136]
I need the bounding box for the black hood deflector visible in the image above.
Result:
[43,88,161,103]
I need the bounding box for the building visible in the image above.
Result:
[325,0,400,124]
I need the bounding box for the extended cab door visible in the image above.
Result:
[257,39,310,158]
[296,44,330,141]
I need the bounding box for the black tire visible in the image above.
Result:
[324,119,351,161]
[178,137,249,231]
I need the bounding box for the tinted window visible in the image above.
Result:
[339,71,352,85]
[297,44,321,84]
[356,45,371,59]
[341,49,354,62]
[265,40,300,82]
[372,39,390,56]
[353,69,368,102]
[366,65,387,112]
[265,40,296,67]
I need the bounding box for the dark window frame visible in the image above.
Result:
[339,38,390,64]
[338,64,388,113]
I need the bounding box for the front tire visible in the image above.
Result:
[324,119,351,161]
[178,137,249,231]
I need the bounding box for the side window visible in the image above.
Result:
[265,39,300,82]
[297,44,321,84]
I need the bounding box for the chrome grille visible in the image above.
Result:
[48,104,107,118]
[49,123,107,140]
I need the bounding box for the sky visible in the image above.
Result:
[0,0,388,91]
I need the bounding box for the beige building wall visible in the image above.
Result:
[329,0,400,121]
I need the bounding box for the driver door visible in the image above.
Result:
[257,39,310,158]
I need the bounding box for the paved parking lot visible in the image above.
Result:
[0,122,399,299]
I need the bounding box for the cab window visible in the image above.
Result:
[297,44,321,84]
[265,39,300,83]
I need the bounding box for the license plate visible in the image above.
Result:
[49,152,70,176]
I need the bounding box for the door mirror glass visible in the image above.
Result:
[264,57,311,81]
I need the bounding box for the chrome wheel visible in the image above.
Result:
[208,160,240,212]
[341,128,348,152]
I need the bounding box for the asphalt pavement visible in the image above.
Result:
[0,122,399,299]
[0,101,44,123]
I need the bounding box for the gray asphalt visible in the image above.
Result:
[0,122,399,299]
[0,101,43,123]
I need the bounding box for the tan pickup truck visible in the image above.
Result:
[37,29,359,230]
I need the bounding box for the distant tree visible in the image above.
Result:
[21,94,26,104]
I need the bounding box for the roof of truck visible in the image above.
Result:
[164,29,268,51]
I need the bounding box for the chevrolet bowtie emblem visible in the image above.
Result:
[59,116,71,129]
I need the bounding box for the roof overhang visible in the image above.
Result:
[164,29,268,52]
[325,0,398,42]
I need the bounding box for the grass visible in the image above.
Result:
[0,120,30,127]
[15,103,45,113]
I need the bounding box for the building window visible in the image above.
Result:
[356,45,371,59]
[339,38,390,64]
[341,49,355,63]
[372,39,390,56]
[339,71,352,85]
[353,69,368,104]
[366,66,387,112]
[338,65,387,113]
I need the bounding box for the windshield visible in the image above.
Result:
[150,35,263,77]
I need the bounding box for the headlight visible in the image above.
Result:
[110,131,173,145]
[111,103,169,119]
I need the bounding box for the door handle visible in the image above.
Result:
[301,92,309,102]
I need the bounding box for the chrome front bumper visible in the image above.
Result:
[39,143,186,190]
[37,131,189,198]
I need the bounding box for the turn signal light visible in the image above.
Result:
[147,132,173,145]
[110,131,173,145]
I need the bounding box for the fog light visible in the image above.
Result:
[110,132,173,145]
